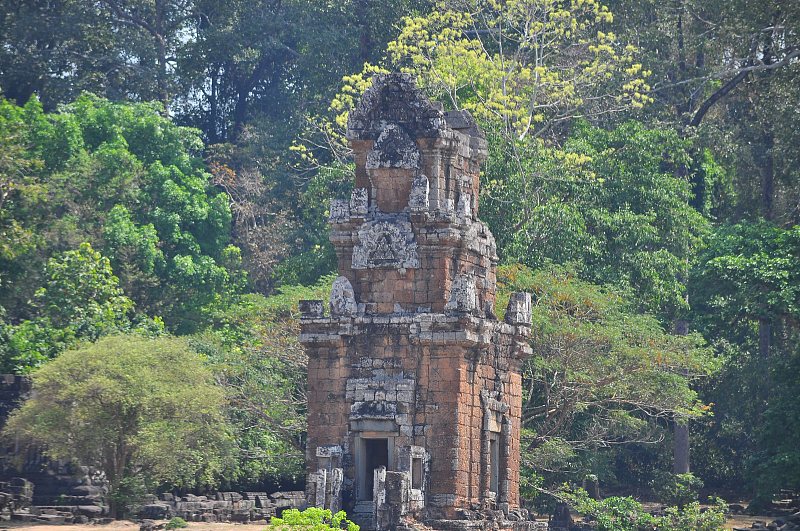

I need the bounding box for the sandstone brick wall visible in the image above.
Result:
[300,74,532,530]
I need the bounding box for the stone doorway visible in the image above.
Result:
[356,436,393,501]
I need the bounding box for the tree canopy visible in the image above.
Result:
[2,334,235,516]
[1,0,799,509]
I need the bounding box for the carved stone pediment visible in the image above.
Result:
[366,124,420,169]
[347,74,446,140]
[352,218,419,270]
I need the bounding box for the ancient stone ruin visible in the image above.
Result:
[300,74,540,530]
[138,490,306,524]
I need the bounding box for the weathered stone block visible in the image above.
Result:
[445,274,477,314]
[409,174,430,211]
[329,199,350,221]
[330,276,358,316]
[350,188,369,216]
[505,293,532,326]
[299,300,324,318]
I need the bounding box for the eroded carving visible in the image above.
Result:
[366,124,421,169]
[352,219,420,269]
[409,174,430,212]
[330,276,357,317]
[350,188,368,216]
[445,273,477,313]
[329,199,350,222]
[505,292,532,325]
[347,74,446,140]
[456,193,472,223]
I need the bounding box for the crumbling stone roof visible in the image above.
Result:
[347,73,448,141]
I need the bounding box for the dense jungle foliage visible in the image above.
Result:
[1,0,799,516]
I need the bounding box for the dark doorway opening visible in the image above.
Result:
[363,438,389,500]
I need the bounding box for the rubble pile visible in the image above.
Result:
[734,511,800,531]
[138,490,306,523]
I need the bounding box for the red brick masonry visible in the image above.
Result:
[299,74,534,531]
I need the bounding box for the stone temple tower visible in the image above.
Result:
[299,74,534,531]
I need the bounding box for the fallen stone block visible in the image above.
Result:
[75,504,103,517]
[35,514,66,523]
[140,502,172,520]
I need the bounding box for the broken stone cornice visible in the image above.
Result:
[346,74,448,141]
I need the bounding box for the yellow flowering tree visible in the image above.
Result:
[385,0,651,140]
[325,0,651,146]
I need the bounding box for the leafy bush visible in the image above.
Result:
[652,472,704,508]
[2,335,235,518]
[659,499,727,531]
[165,517,188,530]
[565,489,656,531]
[270,507,359,531]
[562,488,726,531]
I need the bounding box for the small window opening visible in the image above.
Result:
[489,433,500,494]
[411,456,423,489]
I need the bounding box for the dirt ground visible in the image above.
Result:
[0,515,776,530]
[0,522,269,531]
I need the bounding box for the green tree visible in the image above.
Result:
[1,243,161,373]
[34,242,134,331]
[0,94,243,332]
[95,0,197,108]
[191,276,334,488]
[487,121,707,319]
[2,334,234,517]
[0,0,116,108]
[692,222,800,328]
[690,222,800,500]
[0,98,44,296]
[498,265,715,490]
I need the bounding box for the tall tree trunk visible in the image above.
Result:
[758,318,771,360]
[208,67,219,143]
[758,316,771,406]
[755,20,775,397]
[673,421,690,474]
[355,0,372,63]
[155,0,169,111]
[231,55,273,140]
[673,318,690,474]
[759,130,774,221]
